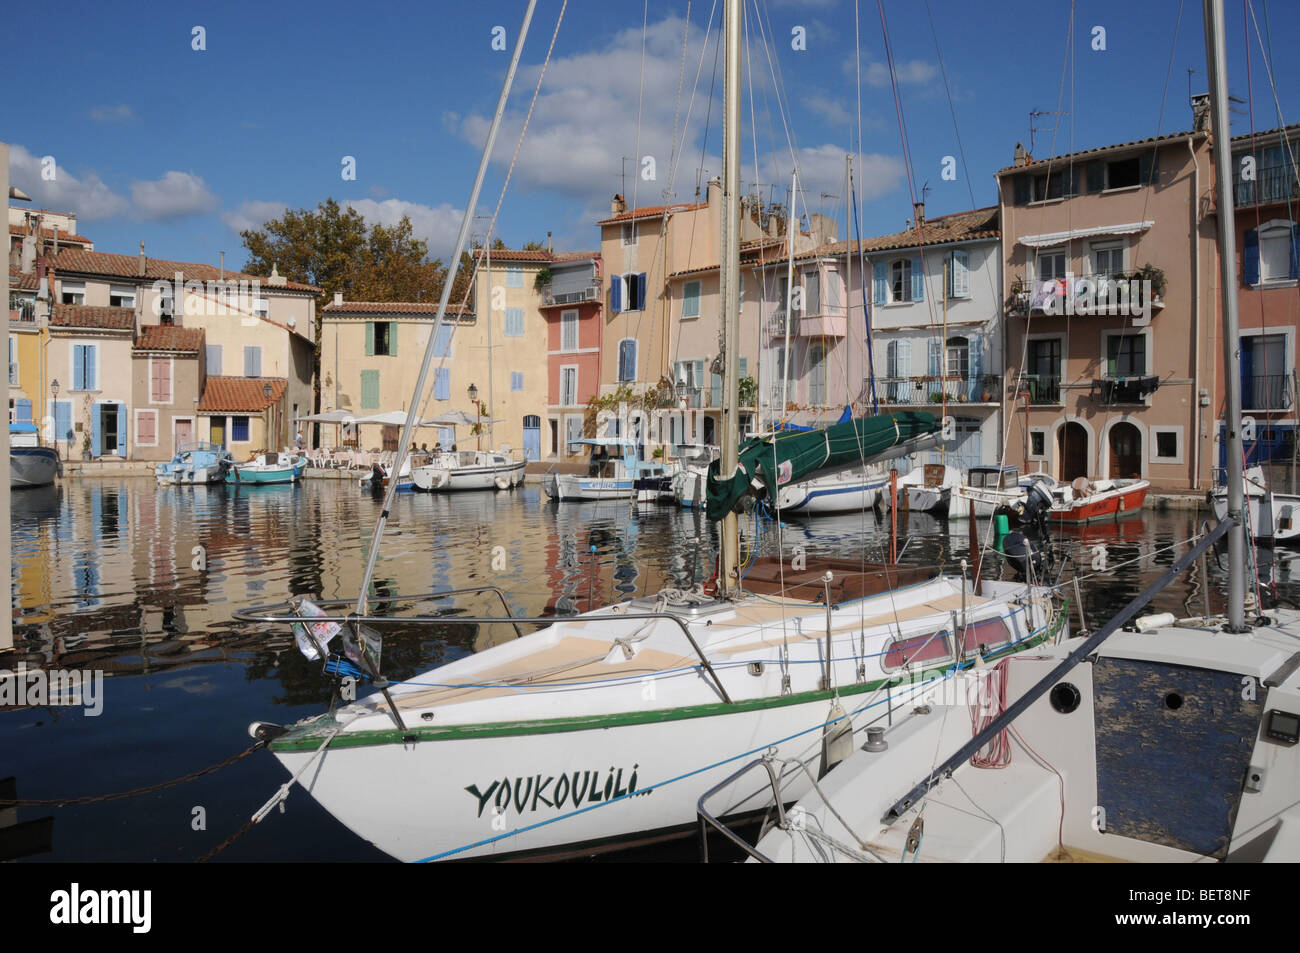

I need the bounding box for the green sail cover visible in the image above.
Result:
[705,411,939,521]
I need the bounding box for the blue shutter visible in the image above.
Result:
[611,277,622,313]
[117,403,127,457]
[55,400,72,444]
[434,367,449,400]
[72,345,85,390]
[87,346,97,391]
[1244,229,1260,285]
[244,347,261,377]
[636,273,647,311]
[206,345,222,376]
[505,307,524,337]
[694,360,705,408]
[619,340,636,381]
[739,357,748,380]
[438,426,455,447]
[16,399,32,423]
[873,262,887,305]
[92,406,102,457]
[950,250,970,297]
[711,371,722,408]
[511,372,523,391]
[928,338,941,377]
[1291,225,1300,280]
[365,322,375,355]
[434,325,451,357]
[911,258,924,302]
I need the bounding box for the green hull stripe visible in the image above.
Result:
[270,609,1064,753]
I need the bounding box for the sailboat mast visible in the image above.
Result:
[781,171,797,423]
[1203,0,1247,631]
[718,0,742,595]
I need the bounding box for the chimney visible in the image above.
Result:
[1191,93,1211,132]
[913,201,925,226]
[267,263,286,287]
[611,193,626,215]
[333,291,343,307]
[707,176,723,207]
[219,251,225,282]
[1014,142,1029,167]
[138,240,147,276]
[546,231,552,253]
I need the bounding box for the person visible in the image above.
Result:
[420,442,428,452]
[433,441,442,453]
[295,429,305,450]
[450,444,457,452]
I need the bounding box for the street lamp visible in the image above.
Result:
[50,379,60,458]
[468,383,480,450]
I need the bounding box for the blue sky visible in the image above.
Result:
[5,0,1298,273]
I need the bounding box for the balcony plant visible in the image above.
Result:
[1133,263,1166,300]
[533,266,553,293]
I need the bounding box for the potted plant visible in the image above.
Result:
[533,266,553,293]
[652,446,665,460]
[1134,263,1166,300]
[978,374,999,402]
[81,433,92,461]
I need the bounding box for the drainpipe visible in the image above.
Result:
[1189,135,1203,490]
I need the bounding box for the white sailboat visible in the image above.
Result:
[732,0,1300,864]
[237,0,1066,862]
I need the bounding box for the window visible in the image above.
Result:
[434,367,449,400]
[150,357,172,403]
[946,250,970,298]
[804,270,820,315]
[1241,333,1289,409]
[560,367,578,406]
[890,259,912,302]
[622,223,637,246]
[1026,338,1062,403]
[8,335,16,384]
[1243,222,1299,285]
[1156,431,1177,457]
[945,336,969,379]
[565,415,583,451]
[808,343,827,404]
[254,297,269,319]
[72,344,97,390]
[1234,144,1300,206]
[511,372,524,392]
[506,265,524,288]
[244,346,262,377]
[503,307,524,337]
[61,281,85,305]
[1037,250,1067,281]
[231,416,250,442]
[1106,334,1146,377]
[1091,243,1125,277]
[1029,167,1080,202]
[682,280,701,318]
[959,616,1012,654]
[136,410,158,446]
[1085,151,1158,193]
[1030,431,1046,456]
[561,310,578,350]
[618,339,637,382]
[206,345,222,375]
[883,630,952,671]
[375,322,394,356]
[1104,156,1140,190]
[1260,228,1293,282]
[110,285,136,308]
[613,272,646,312]
[361,369,380,409]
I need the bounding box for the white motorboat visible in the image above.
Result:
[155,442,234,485]
[894,463,961,513]
[542,437,638,502]
[360,455,418,492]
[1209,466,1300,542]
[950,466,1057,519]
[671,444,719,508]
[412,449,526,491]
[9,423,60,489]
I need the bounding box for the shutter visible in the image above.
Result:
[1240,340,1253,400]
[886,340,898,378]
[739,357,748,380]
[684,282,700,316]
[73,345,85,390]
[16,399,32,423]
[92,407,102,457]
[911,258,924,302]
[86,346,96,391]
[389,322,397,356]
[873,261,887,305]
[434,368,449,400]
[1013,176,1030,206]
[1139,150,1159,186]
[711,371,722,408]
[1244,229,1260,285]
[55,400,71,444]
[611,276,622,313]
[365,322,375,356]
[636,273,647,311]
[434,325,450,356]
[928,338,940,377]
[1290,224,1300,280]
[207,345,222,376]
[1086,161,1105,193]
[897,339,912,376]
[694,360,705,408]
[970,334,983,398]
[949,250,970,297]
[117,403,127,457]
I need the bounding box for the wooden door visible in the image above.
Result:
[1058,422,1088,481]
[1109,422,1141,479]
[175,419,193,450]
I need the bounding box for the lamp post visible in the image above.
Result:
[468,382,480,450]
[50,378,60,458]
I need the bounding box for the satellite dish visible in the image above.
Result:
[287,316,296,327]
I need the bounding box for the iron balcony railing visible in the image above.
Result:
[1016,373,1062,405]
[8,362,18,386]
[1235,164,1300,208]
[1243,373,1294,411]
[9,295,36,323]
[878,376,1000,405]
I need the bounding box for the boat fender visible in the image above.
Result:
[248,721,289,743]
[435,471,450,489]
[819,700,854,778]
[495,475,509,490]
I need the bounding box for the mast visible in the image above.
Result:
[718,0,742,595]
[1203,0,1247,631]
[486,238,495,449]
[781,171,796,423]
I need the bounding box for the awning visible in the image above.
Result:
[425,410,503,428]
[295,410,355,424]
[349,411,443,427]
[1018,221,1154,248]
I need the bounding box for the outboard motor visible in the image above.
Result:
[1002,481,1055,580]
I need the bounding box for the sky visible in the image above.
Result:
[5,0,1298,274]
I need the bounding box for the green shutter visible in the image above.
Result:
[365,322,375,356]
[389,322,397,356]
[361,369,380,409]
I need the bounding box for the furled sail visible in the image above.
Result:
[705,411,939,520]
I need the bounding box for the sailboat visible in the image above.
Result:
[236,0,1066,862]
[726,0,1300,864]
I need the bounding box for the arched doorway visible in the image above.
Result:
[1109,422,1142,478]
[1058,421,1088,481]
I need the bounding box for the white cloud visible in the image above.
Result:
[130,171,220,220]
[7,144,129,220]
[346,198,466,263]
[90,104,135,123]
[866,59,937,88]
[221,200,290,233]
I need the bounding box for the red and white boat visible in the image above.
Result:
[1047,476,1149,523]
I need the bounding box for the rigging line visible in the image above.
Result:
[668,0,692,195]
[750,0,804,203]
[631,0,649,218]
[666,0,719,198]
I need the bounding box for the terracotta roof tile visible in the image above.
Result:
[469,249,599,263]
[52,248,320,293]
[134,324,204,353]
[8,267,40,292]
[797,207,1000,259]
[597,202,707,225]
[1229,121,1300,143]
[322,301,475,316]
[996,131,1201,175]
[50,304,135,331]
[9,223,94,245]
[197,376,287,413]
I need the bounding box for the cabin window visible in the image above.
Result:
[883,630,952,672]
[959,616,1012,655]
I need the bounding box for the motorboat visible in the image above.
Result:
[542,437,638,502]
[412,448,526,492]
[1047,476,1149,523]
[950,466,1056,519]
[671,444,720,508]
[9,422,60,489]
[893,463,961,513]
[227,450,307,485]
[155,442,234,485]
[1209,466,1300,542]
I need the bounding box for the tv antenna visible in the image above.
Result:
[1028,109,1067,156]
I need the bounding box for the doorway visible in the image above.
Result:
[1109,422,1142,479]
[174,418,193,452]
[211,418,226,448]
[1058,421,1088,481]
[523,415,541,460]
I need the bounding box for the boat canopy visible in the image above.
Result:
[9,422,38,433]
[706,410,939,520]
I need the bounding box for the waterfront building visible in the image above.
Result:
[535,251,603,460]
[997,119,1218,490]
[129,325,206,462]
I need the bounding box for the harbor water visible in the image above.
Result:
[0,478,1282,861]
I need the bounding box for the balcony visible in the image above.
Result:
[1016,374,1061,405]
[9,295,36,323]
[1090,375,1160,404]
[878,375,1001,406]
[1009,273,1165,318]
[8,362,18,386]
[766,307,847,338]
[540,281,602,307]
[1235,165,1300,208]
[1243,374,1294,412]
